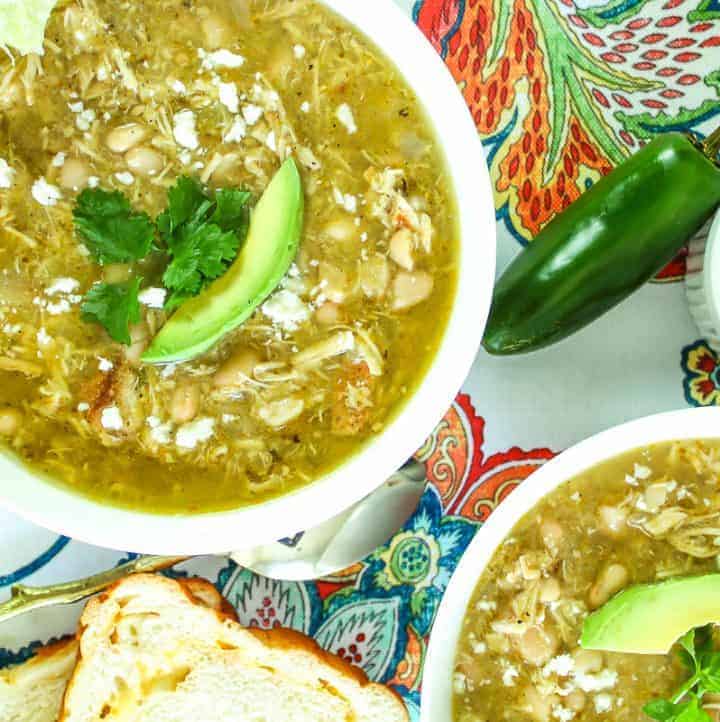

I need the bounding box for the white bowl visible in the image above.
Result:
[421,406,720,722]
[0,1,496,554]
[686,211,720,351]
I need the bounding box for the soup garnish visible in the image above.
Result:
[0,0,459,512]
[453,441,720,722]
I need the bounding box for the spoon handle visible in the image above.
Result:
[0,555,188,625]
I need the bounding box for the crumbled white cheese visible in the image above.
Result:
[543,655,575,678]
[36,327,51,346]
[52,152,66,168]
[173,110,199,150]
[201,48,245,69]
[100,406,124,431]
[221,413,237,424]
[46,299,71,315]
[68,101,84,113]
[634,463,651,480]
[293,44,306,59]
[96,65,109,81]
[2,323,21,335]
[262,290,310,331]
[138,287,167,309]
[452,672,467,695]
[88,176,100,188]
[333,187,357,213]
[223,117,247,143]
[594,694,613,713]
[574,669,617,693]
[475,599,497,612]
[300,101,310,113]
[147,416,173,445]
[242,103,263,126]
[176,417,215,450]
[76,108,96,131]
[46,278,79,295]
[114,171,135,186]
[98,356,114,372]
[77,402,90,412]
[161,363,177,378]
[501,665,518,687]
[170,79,187,94]
[336,103,357,134]
[0,158,15,189]
[32,178,62,207]
[218,81,239,113]
[552,705,575,722]
[265,130,277,153]
[179,151,192,165]
[570,491,581,502]
[471,640,487,654]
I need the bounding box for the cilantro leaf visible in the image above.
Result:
[162,221,239,294]
[73,189,155,264]
[211,188,251,234]
[158,177,251,310]
[645,700,684,722]
[80,279,142,345]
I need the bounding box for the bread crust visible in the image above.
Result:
[59,573,409,722]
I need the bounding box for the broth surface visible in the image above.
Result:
[0,0,458,512]
[454,440,720,722]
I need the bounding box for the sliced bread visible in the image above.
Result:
[59,573,408,722]
[0,577,232,722]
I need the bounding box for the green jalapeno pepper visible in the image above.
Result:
[483,128,720,355]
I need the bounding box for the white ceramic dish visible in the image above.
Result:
[421,406,720,722]
[686,211,720,351]
[0,1,496,554]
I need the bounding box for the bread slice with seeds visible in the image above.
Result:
[58,573,408,722]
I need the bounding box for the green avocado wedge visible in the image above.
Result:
[581,574,720,655]
[142,158,303,364]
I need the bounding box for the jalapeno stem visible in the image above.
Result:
[703,125,720,160]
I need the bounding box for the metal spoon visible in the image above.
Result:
[230,458,427,580]
[0,460,426,623]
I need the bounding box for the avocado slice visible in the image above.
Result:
[142,158,303,364]
[581,574,720,654]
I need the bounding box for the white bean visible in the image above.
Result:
[315,302,344,326]
[202,13,233,49]
[170,382,200,424]
[589,563,628,609]
[598,505,628,538]
[516,625,558,666]
[106,123,148,154]
[539,577,561,603]
[125,146,164,176]
[359,254,390,299]
[389,228,415,270]
[572,648,604,674]
[213,349,261,388]
[391,270,433,311]
[318,262,350,303]
[540,518,564,550]
[0,407,21,435]
[59,158,90,190]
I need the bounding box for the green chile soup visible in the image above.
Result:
[0,0,458,512]
[453,441,720,722]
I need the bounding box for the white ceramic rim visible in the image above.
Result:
[0,1,497,554]
[421,406,720,722]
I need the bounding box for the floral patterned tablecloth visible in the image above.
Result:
[2,1,720,719]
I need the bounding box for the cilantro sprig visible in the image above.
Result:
[644,627,720,722]
[158,177,251,310]
[74,179,251,344]
[73,189,155,264]
[80,278,142,346]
